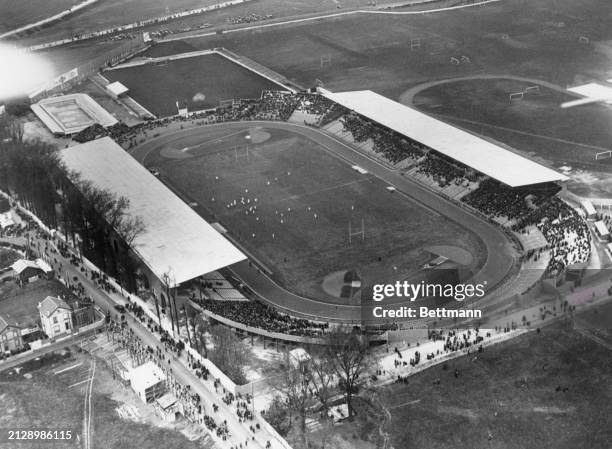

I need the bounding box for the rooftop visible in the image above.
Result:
[61,137,246,286]
[321,89,568,187]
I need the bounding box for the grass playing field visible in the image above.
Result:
[0,350,207,449]
[380,319,612,449]
[103,53,282,117]
[410,77,612,174]
[144,125,486,302]
[146,0,612,182]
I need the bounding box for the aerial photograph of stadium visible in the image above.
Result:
[1,0,612,448]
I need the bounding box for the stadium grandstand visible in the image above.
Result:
[61,137,246,291]
[320,89,568,188]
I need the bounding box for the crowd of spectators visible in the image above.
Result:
[515,197,591,275]
[416,154,475,188]
[73,122,130,143]
[340,112,425,163]
[227,13,273,24]
[196,298,328,337]
[462,179,535,220]
[462,179,590,275]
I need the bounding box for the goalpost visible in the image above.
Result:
[509,92,524,101]
[595,150,612,160]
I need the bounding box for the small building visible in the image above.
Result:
[0,314,24,354]
[11,259,48,283]
[154,392,182,422]
[594,221,610,240]
[38,296,73,339]
[582,200,597,219]
[106,81,129,100]
[129,361,166,403]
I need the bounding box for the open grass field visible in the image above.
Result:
[0,350,206,449]
[0,279,73,329]
[410,77,612,171]
[104,53,282,116]
[380,320,612,449]
[0,0,80,33]
[137,0,612,189]
[163,0,612,97]
[144,125,486,302]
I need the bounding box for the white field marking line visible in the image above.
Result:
[272,178,371,203]
[165,0,503,42]
[53,362,83,375]
[182,130,247,152]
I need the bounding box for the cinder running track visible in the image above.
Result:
[131,121,517,322]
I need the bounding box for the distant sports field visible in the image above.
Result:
[155,0,612,188]
[409,77,612,173]
[143,125,485,302]
[103,53,282,117]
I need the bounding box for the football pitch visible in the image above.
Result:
[409,77,612,173]
[103,53,282,117]
[143,125,486,302]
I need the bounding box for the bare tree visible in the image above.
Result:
[305,347,335,416]
[323,327,371,418]
[208,325,251,384]
[274,351,317,439]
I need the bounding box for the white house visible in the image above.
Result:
[38,296,73,339]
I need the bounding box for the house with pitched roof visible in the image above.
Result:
[38,296,73,339]
[0,314,23,354]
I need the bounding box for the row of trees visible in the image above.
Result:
[0,114,145,292]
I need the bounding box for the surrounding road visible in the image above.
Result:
[17,232,277,449]
[131,121,518,322]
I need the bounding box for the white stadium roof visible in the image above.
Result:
[61,137,246,286]
[321,89,568,187]
[567,82,612,104]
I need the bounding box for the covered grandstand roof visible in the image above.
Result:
[61,137,246,286]
[321,89,568,187]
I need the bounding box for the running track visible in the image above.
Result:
[131,121,517,322]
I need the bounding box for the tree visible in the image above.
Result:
[305,347,335,416]
[323,327,371,418]
[264,396,291,436]
[273,351,317,439]
[194,314,209,358]
[208,325,251,384]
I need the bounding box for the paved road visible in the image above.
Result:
[22,234,276,449]
[131,121,518,322]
